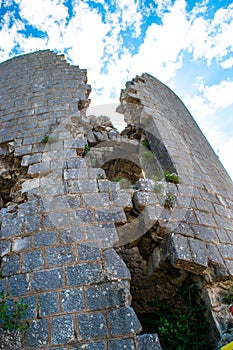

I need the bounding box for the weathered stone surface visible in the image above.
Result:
[0,50,233,349]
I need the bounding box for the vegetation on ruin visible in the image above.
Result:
[0,279,29,332]
[41,135,58,144]
[141,279,210,349]
[222,285,233,304]
[165,172,180,184]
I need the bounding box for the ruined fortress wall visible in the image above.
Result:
[0,50,233,349]
[0,51,161,349]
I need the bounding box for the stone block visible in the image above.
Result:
[21,153,42,166]
[96,207,127,224]
[21,295,37,320]
[70,342,105,350]
[14,145,32,157]
[78,244,101,261]
[103,249,131,280]
[33,230,57,247]
[133,191,159,210]
[2,254,20,276]
[0,240,11,256]
[67,180,98,194]
[85,281,130,310]
[97,179,120,192]
[64,168,88,180]
[78,313,107,340]
[60,288,84,312]
[108,338,135,349]
[32,268,64,291]
[83,193,110,207]
[46,244,75,267]
[25,319,49,348]
[111,191,133,209]
[9,274,28,296]
[1,214,24,238]
[107,306,141,336]
[137,334,162,349]
[71,209,95,225]
[13,236,30,252]
[66,263,103,287]
[59,227,86,243]
[24,214,41,233]
[23,250,44,272]
[86,224,118,247]
[39,292,59,316]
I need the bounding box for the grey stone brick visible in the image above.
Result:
[66,263,103,287]
[23,250,44,272]
[25,319,49,348]
[218,244,233,259]
[195,210,216,227]
[192,225,219,243]
[67,158,85,169]
[85,281,130,310]
[46,211,70,228]
[108,338,135,349]
[98,179,120,192]
[2,254,20,276]
[0,240,11,256]
[39,292,59,316]
[78,312,107,340]
[46,244,75,267]
[71,209,95,225]
[24,214,41,233]
[67,180,98,194]
[14,145,32,156]
[103,249,131,280]
[83,193,110,207]
[21,153,42,166]
[96,207,127,224]
[12,236,30,252]
[0,278,7,294]
[59,227,86,243]
[107,306,141,336]
[189,238,208,268]
[60,288,84,312]
[78,244,101,261]
[1,214,24,238]
[86,224,118,247]
[20,295,37,320]
[137,334,162,350]
[64,168,88,180]
[70,342,105,350]
[32,268,64,291]
[52,315,74,345]
[9,274,28,296]
[33,230,57,247]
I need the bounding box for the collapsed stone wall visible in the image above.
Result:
[0,50,233,349]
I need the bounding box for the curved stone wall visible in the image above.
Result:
[0,50,233,349]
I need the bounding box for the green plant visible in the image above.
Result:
[165,172,180,184]
[41,135,57,144]
[111,176,124,182]
[83,144,90,155]
[140,139,150,149]
[147,280,210,349]
[0,290,29,331]
[164,192,177,209]
[222,285,233,304]
[141,150,154,163]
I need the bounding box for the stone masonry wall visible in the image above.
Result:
[1,50,233,349]
[0,51,162,349]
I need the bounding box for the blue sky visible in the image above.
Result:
[0,0,233,179]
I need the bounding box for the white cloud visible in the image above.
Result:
[186,3,233,64]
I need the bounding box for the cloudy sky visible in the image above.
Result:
[0,0,233,179]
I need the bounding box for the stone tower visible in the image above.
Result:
[0,50,233,349]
